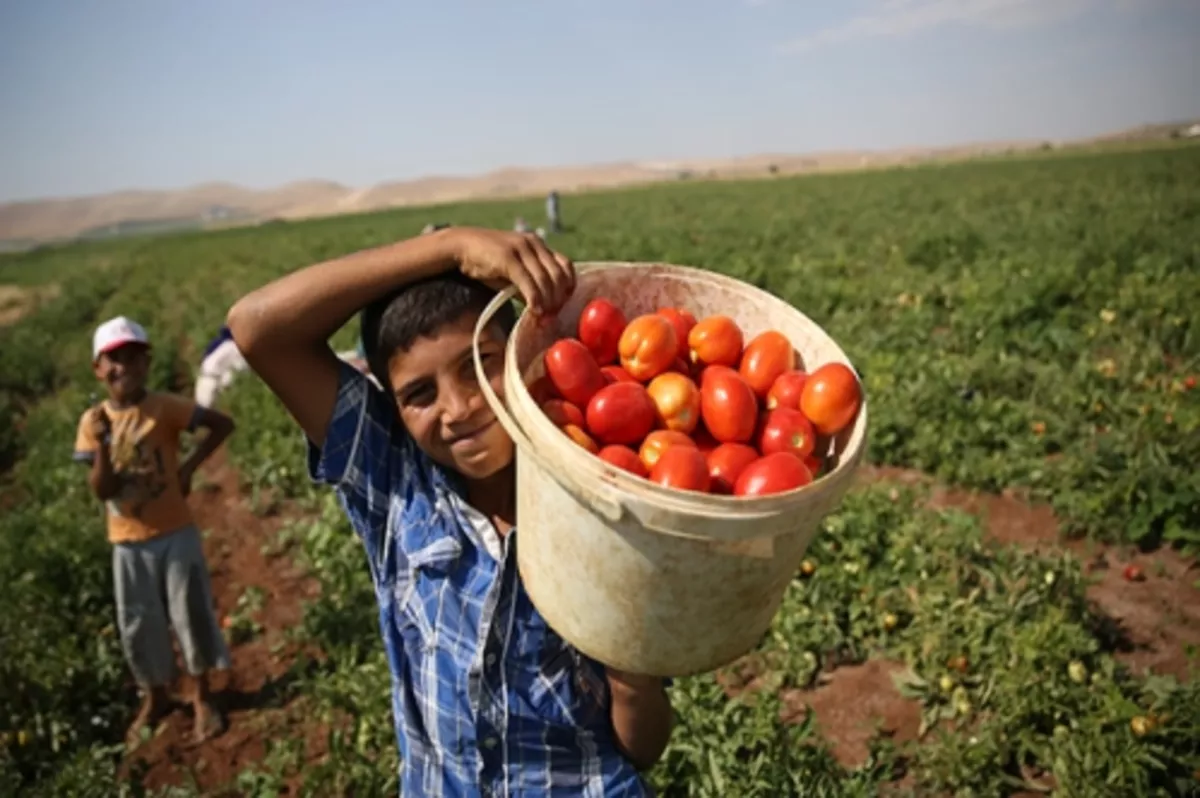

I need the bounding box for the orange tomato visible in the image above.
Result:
[739,330,796,399]
[766,370,808,411]
[619,314,678,382]
[657,307,697,360]
[638,430,697,471]
[699,366,758,443]
[562,424,599,453]
[598,445,648,477]
[646,372,701,434]
[706,442,760,495]
[650,446,711,493]
[688,315,744,368]
[800,363,862,436]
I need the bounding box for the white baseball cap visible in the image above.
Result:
[92,315,150,360]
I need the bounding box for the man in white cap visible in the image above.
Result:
[74,315,236,746]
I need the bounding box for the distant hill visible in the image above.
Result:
[2,120,1196,247]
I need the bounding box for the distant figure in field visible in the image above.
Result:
[76,316,235,746]
[195,325,248,407]
[513,216,530,233]
[421,222,451,235]
[546,190,562,233]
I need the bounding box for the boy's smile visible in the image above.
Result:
[388,312,514,480]
[94,343,150,405]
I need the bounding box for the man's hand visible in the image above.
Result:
[450,228,576,317]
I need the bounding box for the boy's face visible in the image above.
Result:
[387,312,514,481]
[93,344,150,402]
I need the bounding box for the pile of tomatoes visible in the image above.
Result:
[528,298,862,497]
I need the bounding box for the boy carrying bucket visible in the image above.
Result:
[227,227,673,795]
[75,316,236,745]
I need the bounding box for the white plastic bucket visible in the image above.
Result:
[473,262,868,676]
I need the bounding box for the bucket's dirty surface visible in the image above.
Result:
[474,262,868,677]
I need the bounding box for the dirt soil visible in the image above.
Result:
[126,456,1198,792]
[125,450,326,794]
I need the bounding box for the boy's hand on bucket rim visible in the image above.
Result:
[448,227,576,318]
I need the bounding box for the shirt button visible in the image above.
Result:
[485,652,497,667]
[482,736,499,750]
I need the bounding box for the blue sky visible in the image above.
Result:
[1,0,1197,203]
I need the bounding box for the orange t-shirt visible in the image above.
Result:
[74,392,198,544]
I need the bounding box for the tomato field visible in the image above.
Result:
[2,143,1199,796]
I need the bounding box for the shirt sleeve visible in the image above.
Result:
[73,411,98,463]
[307,360,414,560]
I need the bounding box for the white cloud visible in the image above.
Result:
[779,0,1104,54]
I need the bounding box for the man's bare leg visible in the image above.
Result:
[126,685,170,746]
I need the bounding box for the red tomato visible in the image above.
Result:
[734,453,813,497]
[646,372,701,434]
[650,446,711,493]
[527,375,559,404]
[585,382,656,446]
[739,330,795,399]
[766,370,809,411]
[692,426,720,455]
[759,408,816,460]
[666,358,695,378]
[699,366,758,443]
[688,315,744,368]
[601,365,637,384]
[544,339,606,408]
[541,399,585,429]
[598,445,648,477]
[619,315,678,382]
[577,298,627,365]
[657,307,697,360]
[563,424,599,454]
[800,363,863,436]
[803,453,823,478]
[639,430,697,471]
[706,443,760,495]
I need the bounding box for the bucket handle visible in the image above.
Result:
[472,286,627,524]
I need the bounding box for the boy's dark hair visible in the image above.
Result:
[359,271,517,391]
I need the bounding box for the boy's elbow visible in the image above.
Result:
[226,294,265,357]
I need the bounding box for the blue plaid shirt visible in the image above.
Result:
[306,362,652,797]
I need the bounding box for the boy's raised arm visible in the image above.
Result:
[226,228,574,448]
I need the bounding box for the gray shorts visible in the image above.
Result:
[113,524,231,687]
